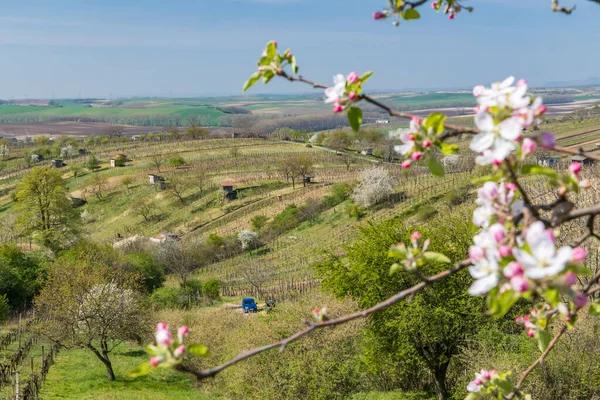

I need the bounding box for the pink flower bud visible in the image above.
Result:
[492,159,502,166]
[178,326,189,337]
[411,152,422,161]
[515,316,524,323]
[373,11,386,20]
[412,116,421,125]
[516,79,527,87]
[569,162,582,175]
[510,275,529,293]
[479,182,498,199]
[563,271,577,287]
[411,231,421,242]
[408,134,415,141]
[489,223,505,244]
[271,40,277,47]
[150,357,160,367]
[490,370,497,376]
[333,105,343,114]
[473,106,479,114]
[174,345,186,357]
[156,322,167,331]
[524,321,534,330]
[155,329,172,346]
[469,246,485,262]
[473,378,482,385]
[347,72,359,84]
[574,294,588,310]
[482,370,491,380]
[348,92,357,100]
[522,138,536,154]
[287,52,293,59]
[423,140,431,148]
[498,245,512,258]
[539,132,556,149]
[431,2,438,9]
[571,247,587,264]
[504,262,523,279]
[448,13,455,20]
[505,183,516,192]
[527,330,534,337]
[537,105,547,116]
[401,160,411,169]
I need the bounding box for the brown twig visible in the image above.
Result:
[176,259,472,380]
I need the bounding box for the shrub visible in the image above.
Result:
[203,279,220,300]
[269,204,300,235]
[150,287,182,310]
[124,252,165,293]
[251,215,268,231]
[323,182,353,208]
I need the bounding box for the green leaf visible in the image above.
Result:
[359,71,374,83]
[521,165,559,179]
[487,288,519,318]
[464,394,479,400]
[589,301,600,316]
[427,156,445,177]
[389,263,402,275]
[439,142,459,155]
[471,173,503,184]
[389,245,407,259]
[187,344,210,357]
[129,362,153,378]
[423,113,446,135]
[258,56,271,67]
[422,251,451,264]
[347,107,363,132]
[290,56,298,74]
[243,72,262,93]
[266,41,277,58]
[145,345,160,356]
[263,69,275,84]
[545,287,560,307]
[535,330,551,352]
[402,8,421,20]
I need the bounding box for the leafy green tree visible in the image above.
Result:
[86,155,101,172]
[0,244,46,309]
[315,213,486,400]
[326,129,352,152]
[124,252,165,293]
[202,278,220,300]
[14,166,80,250]
[69,164,83,178]
[168,156,186,169]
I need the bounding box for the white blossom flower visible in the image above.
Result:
[394,130,415,155]
[470,113,522,165]
[324,74,346,104]
[468,256,500,295]
[475,76,516,108]
[513,221,573,279]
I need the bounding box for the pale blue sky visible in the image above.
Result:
[0,0,597,98]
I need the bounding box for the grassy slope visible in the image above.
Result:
[40,344,214,400]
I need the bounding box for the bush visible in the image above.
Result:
[150,287,182,310]
[250,215,268,231]
[203,279,220,300]
[124,252,165,293]
[268,204,300,235]
[351,166,394,208]
[323,182,353,208]
[238,230,260,251]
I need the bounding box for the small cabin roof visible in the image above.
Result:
[221,180,234,187]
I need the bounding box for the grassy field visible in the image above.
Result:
[40,344,214,400]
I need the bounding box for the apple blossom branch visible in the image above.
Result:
[509,268,600,398]
[172,259,472,380]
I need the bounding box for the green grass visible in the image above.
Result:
[40,343,215,400]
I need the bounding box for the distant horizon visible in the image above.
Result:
[0,0,599,99]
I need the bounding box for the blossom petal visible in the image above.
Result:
[475,113,495,132]
[468,274,498,295]
[470,132,495,152]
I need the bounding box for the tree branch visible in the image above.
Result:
[176,259,472,380]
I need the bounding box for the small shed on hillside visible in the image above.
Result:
[571,155,593,166]
[31,154,43,163]
[111,154,127,167]
[78,148,88,156]
[131,135,141,141]
[51,159,64,168]
[149,174,166,189]
[221,180,235,200]
[303,176,313,185]
[359,148,373,156]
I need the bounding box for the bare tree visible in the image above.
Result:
[240,259,271,298]
[290,153,314,187]
[342,154,357,170]
[149,154,165,172]
[155,240,196,286]
[103,125,125,139]
[131,198,154,222]
[85,174,109,201]
[167,175,192,204]
[187,115,201,127]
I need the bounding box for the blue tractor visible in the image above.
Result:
[242,297,258,313]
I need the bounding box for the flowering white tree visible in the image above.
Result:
[36,261,146,381]
[238,229,260,251]
[351,166,394,208]
[60,145,75,159]
[136,3,600,399]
